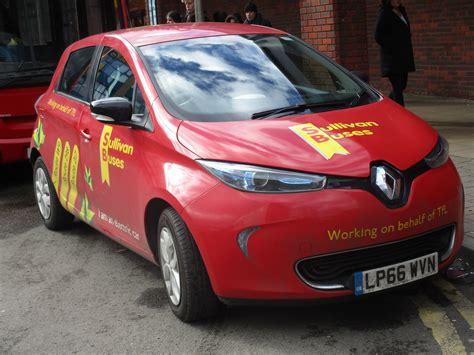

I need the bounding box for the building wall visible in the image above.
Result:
[299,0,338,61]
[156,0,301,37]
[128,0,149,26]
[281,0,473,99]
[299,1,473,99]
[152,0,473,99]
[333,0,368,74]
[365,0,474,99]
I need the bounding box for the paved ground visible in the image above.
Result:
[406,94,474,127]
[406,94,474,250]
[0,95,473,353]
[1,163,474,353]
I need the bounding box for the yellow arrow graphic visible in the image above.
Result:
[290,123,350,160]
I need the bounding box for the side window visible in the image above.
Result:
[134,86,146,115]
[58,46,96,101]
[93,47,146,116]
[93,47,135,102]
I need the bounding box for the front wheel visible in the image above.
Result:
[158,208,221,322]
[33,157,74,230]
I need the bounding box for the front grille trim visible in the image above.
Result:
[295,225,456,291]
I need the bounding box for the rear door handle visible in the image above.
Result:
[80,129,92,141]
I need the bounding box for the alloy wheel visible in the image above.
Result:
[160,227,181,305]
[35,167,51,220]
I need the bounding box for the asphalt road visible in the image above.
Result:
[1,162,474,354]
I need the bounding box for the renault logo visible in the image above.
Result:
[372,166,402,201]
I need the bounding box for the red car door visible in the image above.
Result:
[36,46,97,216]
[78,45,149,249]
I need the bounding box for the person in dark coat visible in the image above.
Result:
[243,2,272,27]
[375,0,415,106]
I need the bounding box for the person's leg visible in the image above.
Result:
[400,72,408,106]
[388,74,406,106]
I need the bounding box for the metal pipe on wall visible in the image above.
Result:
[194,0,203,22]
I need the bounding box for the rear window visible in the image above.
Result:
[58,46,96,101]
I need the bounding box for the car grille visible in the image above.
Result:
[296,225,455,290]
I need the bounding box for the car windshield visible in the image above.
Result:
[140,34,378,122]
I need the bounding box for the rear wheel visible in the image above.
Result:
[33,157,74,230]
[158,208,221,322]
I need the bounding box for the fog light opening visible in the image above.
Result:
[237,227,260,258]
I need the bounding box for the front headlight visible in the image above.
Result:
[197,160,326,193]
[424,135,449,168]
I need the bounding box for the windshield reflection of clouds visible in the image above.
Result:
[142,36,302,121]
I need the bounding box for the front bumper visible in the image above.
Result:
[182,160,464,300]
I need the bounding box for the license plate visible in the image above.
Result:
[354,252,438,296]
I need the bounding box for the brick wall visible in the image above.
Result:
[153,0,473,99]
[365,0,474,99]
[333,0,368,73]
[300,0,473,99]
[299,0,338,61]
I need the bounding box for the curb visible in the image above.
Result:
[463,237,474,252]
[428,122,474,127]
[458,246,474,267]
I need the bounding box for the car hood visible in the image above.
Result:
[177,99,438,177]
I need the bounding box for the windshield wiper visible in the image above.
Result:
[0,70,54,89]
[251,101,348,120]
[0,68,54,79]
[17,65,56,73]
[349,89,371,108]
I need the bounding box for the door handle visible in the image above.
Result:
[80,129,92,141]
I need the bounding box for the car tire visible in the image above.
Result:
[33,157,74,230]
[158,207,221,322]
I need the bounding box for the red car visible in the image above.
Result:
[30,23,464,322]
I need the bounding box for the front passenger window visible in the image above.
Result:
[93,47,143,113]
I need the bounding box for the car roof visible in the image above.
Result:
[82,23,286,48]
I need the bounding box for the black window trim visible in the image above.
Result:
[54,45,100,105]
[87,45,105,103]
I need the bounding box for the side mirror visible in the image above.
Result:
[91,97,132,123]
[351,71,369,83]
